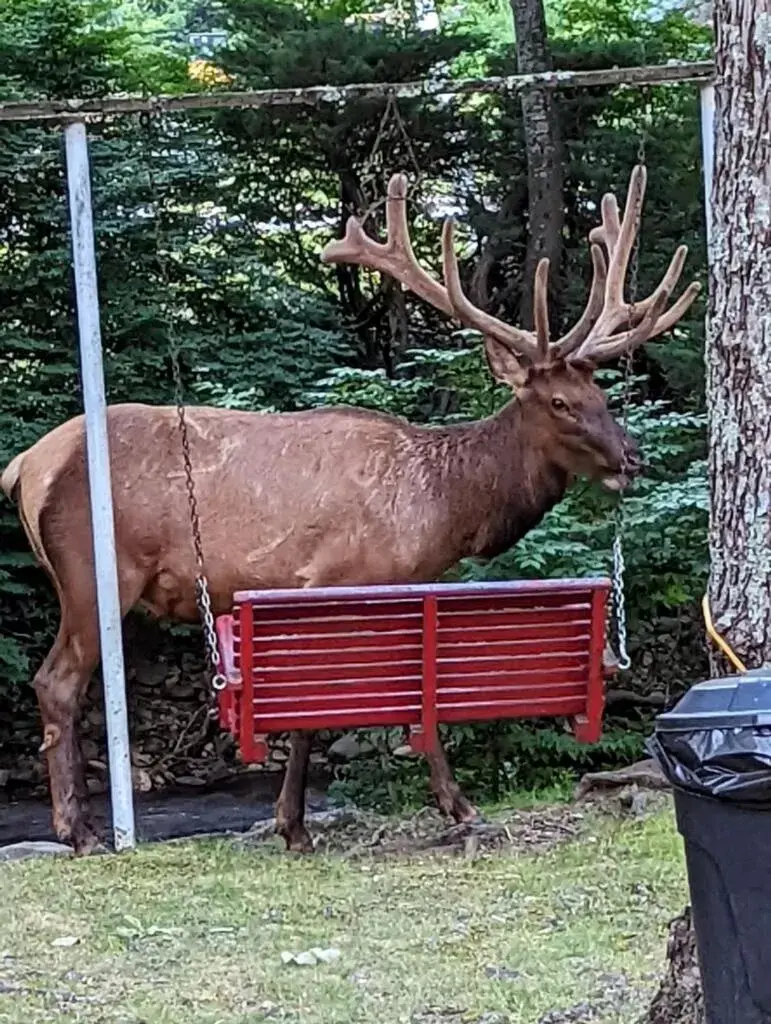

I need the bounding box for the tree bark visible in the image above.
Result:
[706,0,771,672]
[643,3,771,1022]
[644,908,705,1024]
[509,0,563,330]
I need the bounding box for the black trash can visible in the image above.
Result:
[649,671,771,1024]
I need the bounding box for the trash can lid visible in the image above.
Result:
[655,671,771,732]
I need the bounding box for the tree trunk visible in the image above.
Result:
[509,0,563,330]
[706,0,771,673]
[645,909,705,1024]
[643,3,771,1021]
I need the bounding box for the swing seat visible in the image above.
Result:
[214,578,613,761]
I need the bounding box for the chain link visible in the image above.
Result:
[140,111,227,701]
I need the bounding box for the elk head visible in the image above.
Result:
[321,167,700,492]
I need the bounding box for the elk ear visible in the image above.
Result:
[483,336,527,389]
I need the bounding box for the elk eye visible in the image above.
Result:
[551,396,568,412]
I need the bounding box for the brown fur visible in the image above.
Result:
[3,357,639,853]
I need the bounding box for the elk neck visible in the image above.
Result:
[427,396,570,561]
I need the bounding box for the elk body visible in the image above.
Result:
[1,166,698,854]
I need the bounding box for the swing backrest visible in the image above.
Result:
[215,577,611,761]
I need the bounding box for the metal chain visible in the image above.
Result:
[609,116,648,672]
[139,110,227,700]
[359,91,422,227]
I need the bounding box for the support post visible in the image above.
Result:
[64,120,135,851]
[700,83,715,250]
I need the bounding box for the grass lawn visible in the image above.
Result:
[0,804,687,1024]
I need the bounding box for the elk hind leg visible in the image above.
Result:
[425,739,478,824]
[35,560,148,855]
[35,624,102,854]
[275,730,314,853]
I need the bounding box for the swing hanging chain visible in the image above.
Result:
[359,91,422,228]
[140,110,227,699]
[610,118,648,672]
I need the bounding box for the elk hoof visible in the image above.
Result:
[59,820,103,857]
[452,797,480,825]
[437,790,479,825]
[277,821,314,854]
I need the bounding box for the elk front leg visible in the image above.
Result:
[425,741,478,824]
[275,730,314,853]
[34,629,100,854]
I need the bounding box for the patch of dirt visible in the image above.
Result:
[239,803,593,859]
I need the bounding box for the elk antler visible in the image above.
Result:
[569,165,702,361]
[322,174,541,362]
[321,167,701,368]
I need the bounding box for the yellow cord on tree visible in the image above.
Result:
[702,594,748,674]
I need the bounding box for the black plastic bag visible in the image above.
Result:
[648,672,771,805]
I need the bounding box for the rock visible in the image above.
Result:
[485,966,521,982]
[86,708,105,729]
[131,768,153,793]
[393,743,419,758]
[174,775,207,787]
[281,947,341,966]
[0,769,10,788]
[134,661,169,688]
[166,683,196,700]
[51,935,80,948]
[206,760,232,784]
[10,761,39,785]
[0,841,72,863]
[327,732,372,760]
[81,739,100,762]
[86,777,107,795]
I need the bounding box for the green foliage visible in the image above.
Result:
[328,722,647,812]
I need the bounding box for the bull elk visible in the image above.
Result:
[1,166,698,855]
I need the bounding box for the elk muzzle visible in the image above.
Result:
[601,435,642,492]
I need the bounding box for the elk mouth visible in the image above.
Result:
[600,452,642,492]
[601,472,630,492]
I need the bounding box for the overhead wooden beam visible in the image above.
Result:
[0,61,714,124]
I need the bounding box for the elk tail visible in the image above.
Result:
[1,451,25,501]
[1,449,61,593]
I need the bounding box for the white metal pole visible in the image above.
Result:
[64,121,135,852]
[700,83,715,251]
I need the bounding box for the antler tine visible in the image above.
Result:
[441,220,541,359]
[606,164,646,307]
[589,193,622,257]
[587,280,702,361]
[533,258,551,356]
[321,173,454,317]
[629,244,688,317]
[552,244,607,358]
